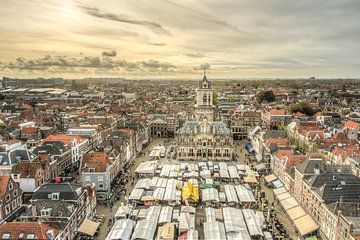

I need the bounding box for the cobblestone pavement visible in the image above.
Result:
[95,138,164,240]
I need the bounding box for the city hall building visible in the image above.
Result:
[175,74,234,161]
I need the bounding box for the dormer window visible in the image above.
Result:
[89,168,95,173]
[51,192,60,200]
[9,182,13,190]
[41,208,52,216]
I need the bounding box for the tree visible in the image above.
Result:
[256,90,275,104]
[289,102,316,116]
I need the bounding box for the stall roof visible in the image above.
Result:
[179,212,195,233]
[243,176,258,184]
[135,161,157,175]
[242,209,263,237]
[219,169,230,179]
[157,223,175,240]
[273,186,287,196]
[227,231,251,240]
[159,206,173,224]
[114,204,133,219]
[235,185,256,203]
[286,205,307,221]
[264,174,278,183]
[205,207,216,222]
[294,214,319,236]
[203,221,227,240]
[129,188,144,200]
[277,192,292,201]
[219,162,228,171]
[279,197,299,210]
[228,166,240,179]
[78,219,100,237]
[223,207,248,233]
[177,229,199,240]
[131,219,157,240]
[106,219,134,240]
[272,179,284,188]
[134,178,151,189]
[224,185,239,203]
[202,188,219,202]
[152,187,165,201]
[255,163,267,171]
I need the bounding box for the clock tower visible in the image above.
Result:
[195,71,214,121]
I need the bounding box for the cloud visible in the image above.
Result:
[161,0,258,38]
[185,53,206,58]
[147,42,167,46]
[194,63,210,70]
[102,50,117,57]
[0,54,176,74]
[78,4,171,35]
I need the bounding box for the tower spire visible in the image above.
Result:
[204,67,206,77]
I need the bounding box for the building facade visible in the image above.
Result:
[175,75,234,161]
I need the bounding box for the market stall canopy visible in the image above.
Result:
[243,176,258,184]
[78,219,100,236]
[286,205,307,221]
[277,192,292,201]
[273,186,287,196]
[279,196,299,210]
[293,214,319,236]
[264,174,278,183]
[272,179,284,188]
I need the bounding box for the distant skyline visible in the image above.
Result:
[1,0,360,79]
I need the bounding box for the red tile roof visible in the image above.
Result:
[82,152,110,172]
[269,110,288,115]
[343,120,360,130]
[0,222,59,240]
[41,134,86,146]
[0,176,10,199]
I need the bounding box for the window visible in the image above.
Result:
[13,190,18,197]
[5,195,10,202]
[85,176,90,182]
[98,183,104,189]
[1,233,10,240]
[89,168,95,173]
[98,176,104,181]
[41,208,52,216]
[5,205,10,215]
[11,200,16,209]
[18,233,24,240]
[51,193,59,200]
[8,183,13,190]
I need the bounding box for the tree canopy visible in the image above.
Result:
[256,90,275,103]
[289,102,316,116]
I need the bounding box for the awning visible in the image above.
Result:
[78,219,100,236]
[273,187,287,196]
[286,205,307,221]
[255,163,267,171]
[277,192,292,201]
[279,197,299,210]
[294,214,319,236]
[272,179,284,188]
[264,174,277,183]
[243,176,258,184]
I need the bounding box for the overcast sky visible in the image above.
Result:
[1,0,360,79]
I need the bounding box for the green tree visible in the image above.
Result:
[256,90,275,104]
[289,102,316,116]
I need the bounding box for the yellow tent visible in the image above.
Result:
[182,183,199,203]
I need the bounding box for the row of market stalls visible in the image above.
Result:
[204,207,271,240]
[107,205,199,240]
[273,186,319,238]
[128,176,257,208]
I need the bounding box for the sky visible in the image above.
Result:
[1,0,360,79]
